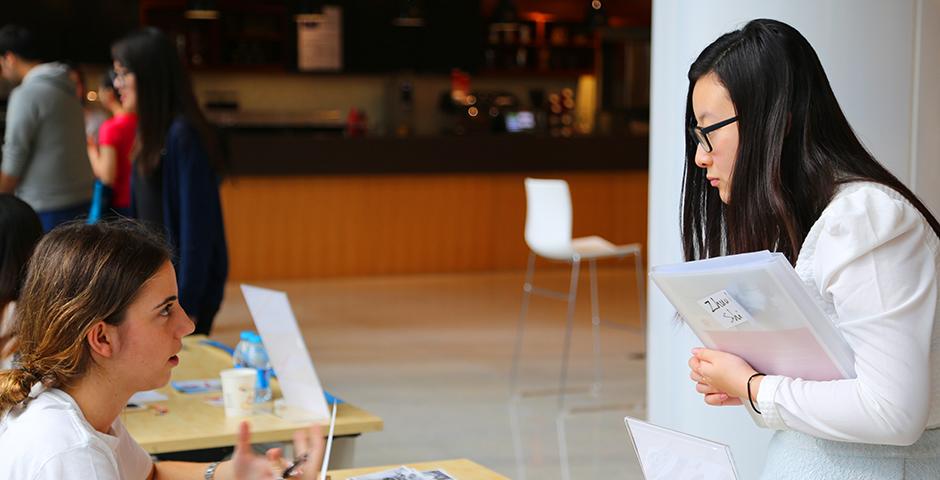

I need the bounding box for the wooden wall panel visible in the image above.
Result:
[220,171,648,280]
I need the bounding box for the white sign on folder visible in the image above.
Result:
[240,284,329,421]
[698,289,753,329]
[624,416,739,480]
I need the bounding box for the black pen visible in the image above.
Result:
[281,452,308,478]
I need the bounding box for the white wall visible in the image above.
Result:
[647,1,939,478]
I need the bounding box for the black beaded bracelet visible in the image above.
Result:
[747,372,766,414]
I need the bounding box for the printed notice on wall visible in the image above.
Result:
[697,289,753,329]
[297,6,343,72]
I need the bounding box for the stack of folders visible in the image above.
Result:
[650,251,855,380]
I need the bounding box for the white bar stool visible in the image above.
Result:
[509,178,645,407]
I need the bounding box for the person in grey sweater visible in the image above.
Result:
[0,25,93,231]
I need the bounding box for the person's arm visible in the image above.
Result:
[152,422,324,480]
[1,88,39,191]
[165,122,224,321]
[87,144,118,186]
[753,188,936,446]
[152,461,232,479]
[0,173,19,193]
[694,186,936,446]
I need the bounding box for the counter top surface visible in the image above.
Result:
[222,134,648,175]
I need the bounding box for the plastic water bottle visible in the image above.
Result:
[233,331,272,403]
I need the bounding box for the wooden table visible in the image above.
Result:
[328,459,509,480]
[123,335,383,456]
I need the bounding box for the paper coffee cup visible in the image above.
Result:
[220,368,256,417]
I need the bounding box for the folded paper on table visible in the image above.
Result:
[625,416,739,480]
[172,379,222,394]
[195,340,345,404]
[650,250,855,380]
[241,284,330,421]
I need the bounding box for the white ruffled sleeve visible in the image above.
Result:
[754,186,937,445]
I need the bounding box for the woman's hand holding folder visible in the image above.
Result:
[689,347,761,407]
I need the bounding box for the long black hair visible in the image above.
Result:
[0,194,42,355]
[682,18,940,263]
[111,27,222,176]
[0,194,42,309]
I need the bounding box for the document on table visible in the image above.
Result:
[171,379,222,394]
[128,390,168,404]
[650,250,855,380]
[347,466,456,480]
[241,284,329,421]
[625,416,739,480]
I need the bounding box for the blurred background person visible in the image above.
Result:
[87,69,135,221]
[111,27,228,336]
[0,25,94,231]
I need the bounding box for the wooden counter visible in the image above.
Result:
[220,170,648,280]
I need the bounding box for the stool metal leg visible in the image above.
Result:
[589,259,602,396]
[508,395,528,480]
[556,408,572,480]
[558,257,580,408]
[510,251,537,394]
[634,249,646,331]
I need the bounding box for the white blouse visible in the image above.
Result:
[755,182,940,445]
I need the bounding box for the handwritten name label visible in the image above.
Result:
[697,289,753,329]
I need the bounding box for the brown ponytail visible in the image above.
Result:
[0,220,171,414]
[0,368,37,413]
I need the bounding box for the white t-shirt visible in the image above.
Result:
[0,388,153,480]
[755,182,940,445]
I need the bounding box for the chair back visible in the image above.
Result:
[524,178,573,259]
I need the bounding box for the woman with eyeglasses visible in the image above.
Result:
[0,221,324,479]
[110,27,228,337]
[682,19,940,478]
[87,69,137,222]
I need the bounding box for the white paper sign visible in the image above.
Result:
[296,6,342,71]
[697,289,753,329]
[625,417,739,480]
[240,284,329,421]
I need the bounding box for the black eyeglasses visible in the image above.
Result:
[690,116,738,153]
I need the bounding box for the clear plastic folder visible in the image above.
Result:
[625,416,739,480]
[650,251,856,380]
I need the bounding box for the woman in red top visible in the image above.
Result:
[88,69,136,220]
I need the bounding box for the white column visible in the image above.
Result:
[647,2,939,478]
[914,0,940,214]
